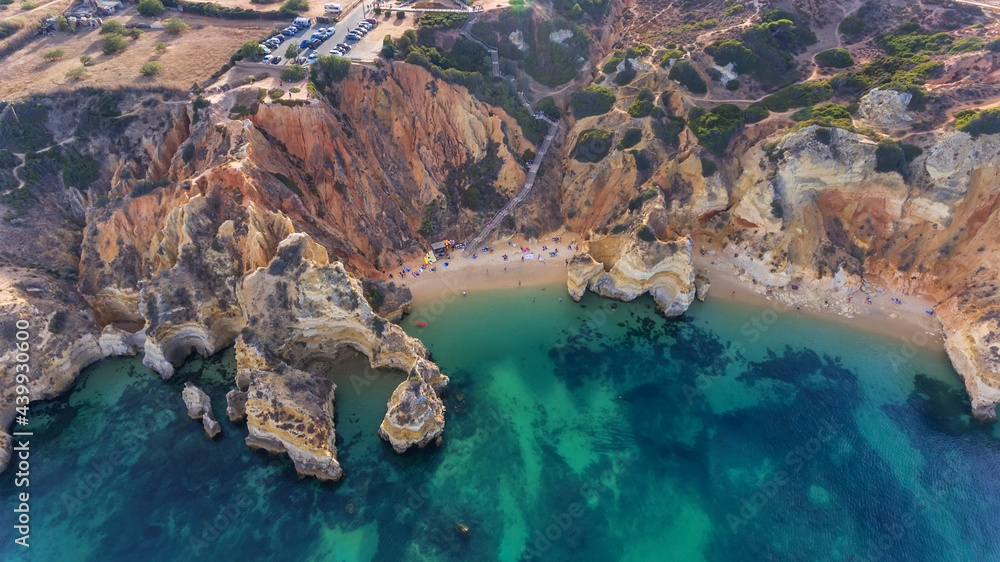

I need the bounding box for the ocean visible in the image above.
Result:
[2,288,999,561]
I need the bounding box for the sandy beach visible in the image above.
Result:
[386,229,944,348]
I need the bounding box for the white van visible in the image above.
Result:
[293,17,312,27]
[324,3,342,12]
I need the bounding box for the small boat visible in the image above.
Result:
[416,322,428,327]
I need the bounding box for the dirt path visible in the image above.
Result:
[1,136,76,196]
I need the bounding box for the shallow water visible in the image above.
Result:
[2,289,999,561]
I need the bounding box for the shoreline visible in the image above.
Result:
[386,230,944,349]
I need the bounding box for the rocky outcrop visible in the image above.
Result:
[182,382,221,439]
[235,233,448,473]
[857,88,913,131]
[694,271,710,302]
[571,232,696,316]
[567,254,605,301]
[379,360,447,453]
[226,390,248,422]
[243,359,343,481]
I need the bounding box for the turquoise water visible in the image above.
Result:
[2,289,999,561]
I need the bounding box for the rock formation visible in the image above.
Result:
[226,390,248,422]
[569,230,696,317]
[379,360,447,453]
[856,88,914,131]
[182,382,221,439]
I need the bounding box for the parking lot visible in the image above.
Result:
[259,4,386,67]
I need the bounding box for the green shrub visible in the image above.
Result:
[742,104,769,123]
[901,143,923,162]
[948,37,984,54]
[614,59,637,85]
[790,103,853,129]
[668,60,706,94]
[838,16,865,37]
[314,54,350,82]
[155,41,168,53]
[571,129,613,162]
[627,87,655,118]
[137,0,165,16]
[79,55,94,66]
[131,178,169,197]
[618,127,642,149]
[139,61,162,76]
[281,0,307,11]
[687,104,745,156]
[637,224,656,242]
[285,43,301,61]
[878,23,953,58]
[602,49,625,73]
[100,20,126,35]
[182,143,196,163]
[658,49,684,67]
[725,79,740,91]
[815,48,853,68]
[570,86,616,118]
[724,3,745,17]
[234,40,262,60]
[419,12,468,29]
[762,82,832,112]
[651,117,685,149]
[102,34,129,55]
[987,39,1000,52]
[536,96,561,120]
[397,10,405,18]
[165,16,188,34]
[628,187,658,211]
[21,0,39,9]
[42,48,64,61]
[955,108,1000,137]
[875,139,907,177]
[269,88,285,100]
[705,39,758,74]
[62,152,99,188]
[700,156,717,177]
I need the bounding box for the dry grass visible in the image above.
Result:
[0,14,274,99]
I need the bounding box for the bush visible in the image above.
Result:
[637,224,656,242]
[536,96,561,120]
[627,87,655,118]
[570,86,616,118]
[165,16,188,34]
[602,49,625,74]
[705,39,757,74]
[140,61,162,76]
[20,0,38,9]
[762,82,832,112]
[742,103,769,123]
[613,58,637,85]
[281,0,307,11]
[234,41,262,61]
[838,16,865,37]
[668,60,706,94]
[65,66,86,81]
[397,10,405,18]
[628,187,658,211]
[155,41,168,53]
[790,103,852,129]
[875,139,907,177]
[815,48,853,68]
[987,39,1000,52]
[80,55,94,66]
[285,43,301,60]
[314,54,350,82]
[687,104,745,156]
[182,143,196,163]
[102,34,129,55]
[137,0,165,16]
[282,64,307,81]
[725,79,740,91]
[901,143,923,162]
[659,49,684,67]
[100,20,126,35]
[268,88,285,100]
[618,127,642,149]
[700,156,717,177]
[55,15,71,31]
[571,129,613,162]
[42,48,63,61]
[955,108,1000,137]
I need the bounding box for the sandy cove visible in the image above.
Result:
[386,230,944,348]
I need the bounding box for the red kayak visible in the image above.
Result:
[416,322,428,327]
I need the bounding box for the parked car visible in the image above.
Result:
[324,29,336,38]
[352,27,367,36]
[309,38,323,49]
[261,55,272,64]
[357,21,373,29]
[259,45,272,54]
[363,18,377,25]
[335,43,351,52]
[270,56,282,64]
[324,3,342,13]
[345,33,361,41]
[282,28,296,36]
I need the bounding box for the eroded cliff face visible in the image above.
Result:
[0,64,519,474]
